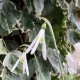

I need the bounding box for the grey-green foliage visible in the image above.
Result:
[2,50,51,80]
[0,1,20,33]
[2,68,29,80]
[0,0,80,80]
[66,29,80,44]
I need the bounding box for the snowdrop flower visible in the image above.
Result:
[25,23,47,60]
[3,50,22,69]
[11,53,29,76]
[66,42,80,74]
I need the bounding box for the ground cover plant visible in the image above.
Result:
[0,0,80,80]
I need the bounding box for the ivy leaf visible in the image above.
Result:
[75,0,80,8]
[0,24,8,36]
[33,0,45,16]
[0,39,7,55]
[2,68,29,80]
[67,1,80,30]
[28,27,40,42]
[47,48,60,73]
[23,0,33,13]
[3,50,23,74]
[66,29,80,44]
[57,0,68,10]
[0,0,3,12]
[20,9,38,30]
[28,57,51,80]
[0,61,3,75]
[52,6,64,26]
[42,0,53,17]
[0,1,20,33]
[36,67,50,80]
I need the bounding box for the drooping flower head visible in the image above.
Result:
[3,23,47,76]
[25,23,47,60]
[11,53,29,76]
[3,50,29,76]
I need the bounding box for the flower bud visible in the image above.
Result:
[41,23,46,29]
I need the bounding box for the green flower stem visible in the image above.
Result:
[40,17,64,80]
[34,53,46,80]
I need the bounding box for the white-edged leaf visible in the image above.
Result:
[3,50,23,74]
[68,1,80,30]
[75,0,80,8]
[2,68,29,80]
[0,0,3,12]
[47,48,60,72]
[33,0,45,16]
[28,58,51,80]
[57,0,68,10]
[0,39,7,55]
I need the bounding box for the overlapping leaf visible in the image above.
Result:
[0,39,7,55]
[66,29,80,44]
[0,1,20,33]
[56,0,68,10]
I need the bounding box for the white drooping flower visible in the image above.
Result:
[3,50,29,75]
[66,42,80,74]
[3,50,22,69]
[25,23,47,60]
[11,53,29,76]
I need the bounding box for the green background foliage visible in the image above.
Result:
[0,0,80,80]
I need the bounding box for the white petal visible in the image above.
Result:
[3,53,10,67]
[42,30,47,60]
[25,29,43,54]
[25,38,36,54]
[40,29,45,33]
[22,53,26,74]
[23,60,27,74]
[25,59,29,76]
[42,41,47,60]
[42,29,45,40]
[31,29,43,54]
[11,59,20,72]
[36,29,44,37]
[40,29,45,43]
[23,64,25,74]
[22,54,29,76]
